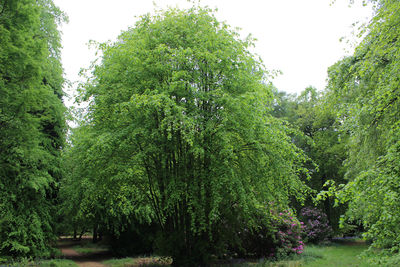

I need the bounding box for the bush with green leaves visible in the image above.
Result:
[235,205,304,259]
[232,207,276,258]
[299,207,332,243]
[272,207,304,258]
[326,0,400,259]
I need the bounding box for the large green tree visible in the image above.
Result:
[327,0,400,258]
[272,87,347,232]
[0,0,66,259]
[74,6,309,265]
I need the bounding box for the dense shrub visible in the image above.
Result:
[271,208,304,258]
[229,205,304,260]
[234,208,276,258]
[107,221,157,256]
[299,207,332,243]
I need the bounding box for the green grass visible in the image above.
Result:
[102,242,370,267]
[38,259,79,267]
[237,243,369,267]
[214,241,370,267]
[72,241,109,254]
[73,246,109,254]
[0,258,78,267]
[103,257,135,267]
[103,256,172,267]
[301,243,370,267]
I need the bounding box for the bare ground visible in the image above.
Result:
[58,237,111,267]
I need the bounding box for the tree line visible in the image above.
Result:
[1,0,400,265]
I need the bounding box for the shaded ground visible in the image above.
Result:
[57,237,369,267]
[58,237,112,267]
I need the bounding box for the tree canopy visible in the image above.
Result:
[4,0,400,265]
[66,6,311,265]
[326,0,400,257]
[0,0,66,258]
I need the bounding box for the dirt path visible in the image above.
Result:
[58,238,110,267]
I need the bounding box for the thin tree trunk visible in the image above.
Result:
[78,229,86,241]
[93,224,98,243]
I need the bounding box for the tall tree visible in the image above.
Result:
[272,87,347,232]
[327,0,400,256]
[0,0,66,258]
[75,6,310,265]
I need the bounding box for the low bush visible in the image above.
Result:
[235,208,276,258]
[299,207,333,243]
[107,221,157,257]
[271,207,304,259]
[233,205,304,260]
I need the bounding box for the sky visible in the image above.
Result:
[54,0,373,103]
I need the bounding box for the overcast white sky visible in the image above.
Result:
[54,0,373,103]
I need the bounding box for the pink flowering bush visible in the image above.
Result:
[299,207,333,243]
[271,208,304,258]
[232,205,304,259]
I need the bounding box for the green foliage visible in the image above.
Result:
[39,259,79,267]
[0,0,66,258]
[107,221,157,256]
[299,207,333,243]
[271,207,304,258]
[326,0,400,257]
[272,87,347,232]
[231,206,276,258]
[365,250,400,267]
[68,5,310,265]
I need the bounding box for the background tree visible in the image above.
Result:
[58,125,96,241]
[0,0,66,259]
[326,0,400,258]
[272,87,347,232]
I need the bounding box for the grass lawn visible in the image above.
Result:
[53,237,369,267]
[103,256,172,267]
[0,258,78,267]
[101,242,369,267]
[73,244,109,254]
[102,257,136,267]
[300,242,370,267]
[72,239,109,254]
[228,241,370,267]
[38,259,79,267]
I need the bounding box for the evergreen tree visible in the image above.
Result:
[0,0,66,258]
